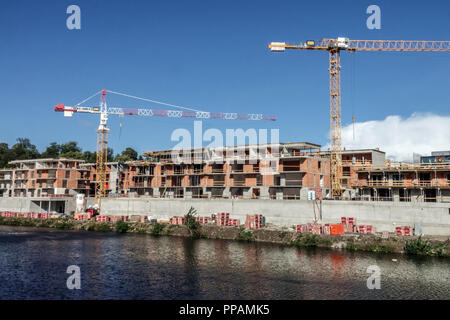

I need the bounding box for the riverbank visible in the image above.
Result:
[0,216,449,257]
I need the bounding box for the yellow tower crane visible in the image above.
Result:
[268,38,450,199]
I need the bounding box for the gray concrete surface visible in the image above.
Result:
[1,197,449,236]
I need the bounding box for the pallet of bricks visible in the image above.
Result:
[96,215,110,222]
[1,211,49,219]
[296,223,324,235]
[0,211,16,218]
[216,212,229,226]
[245,214,263,229]
[195,216,210,224]
[395,226,412,236]
[341,217,375,234]
[216,212,240,227]
[296,223,343,235]
[108,216,129,222]
[170,216,185,225]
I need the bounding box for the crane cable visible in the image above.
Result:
[351,51,356,141]
[106,89,205,113]
[75,90,102,106]
[73,89,206,113]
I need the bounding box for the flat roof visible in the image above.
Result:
[320,148,385,155]
[142,141,322,156]
[9,158,86,164]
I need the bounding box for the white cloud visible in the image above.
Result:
[328,113,450,162]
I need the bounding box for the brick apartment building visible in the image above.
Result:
[1,144,449,203]
[127,142,331,200]
[0,158,90,197]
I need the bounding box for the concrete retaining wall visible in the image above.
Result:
[1,197,449,236]
[99,198,450,236]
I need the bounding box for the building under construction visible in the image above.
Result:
[1,143,448,203]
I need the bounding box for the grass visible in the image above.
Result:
[404,237,449,257]
[345,241,397,253]
[53,218,74,230]
[237,227,254,242]
[150,222,165,236]
[289,233,320,248]
[115,220,130,233]
[85,222,112,232]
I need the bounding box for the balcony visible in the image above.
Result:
[233,181,246,187]
[283,195,301,200]
[213,180,225,186]
[368,180,406,187]
[285,179,302,186]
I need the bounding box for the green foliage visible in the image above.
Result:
[41,142,60,158]
[0,143,16,168]
[115,147,138,162]
[82,151,97,163]
[289,233,319,248]
[54,218,74,230]
[0,138,139,168]
[150,222,166,236]
[404,237,448,257]
[11,138,40,161]
[346,241,397,253]
[115,220,130,233]
[237,227,254,242]
[184,207,201,238]
[86,222,112,232]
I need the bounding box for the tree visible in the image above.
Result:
[115,147,138,162]
[82,151,96,163]
[41,142,61,158]
[0,143,15,168]
[11,138,40,160]
[59,141,83,159]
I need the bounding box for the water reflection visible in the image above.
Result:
[0,226,449,300]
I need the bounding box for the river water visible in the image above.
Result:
[0,225,449,300]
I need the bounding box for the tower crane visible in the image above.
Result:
[268,38,450,199]
[54,89,276,211]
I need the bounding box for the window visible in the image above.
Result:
[65,171,70,178]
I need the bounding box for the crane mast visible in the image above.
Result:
[96,89,109,210]
[268,37,450,199]
[329,48,343,198]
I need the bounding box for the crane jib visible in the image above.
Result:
[54,104,276,121]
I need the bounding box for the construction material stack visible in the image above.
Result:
[245,214,264,229]
[217,212,230,226]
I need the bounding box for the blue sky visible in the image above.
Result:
[1,0,449,159]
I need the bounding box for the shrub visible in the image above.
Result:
[290,233,319,248]
[404,237,448,257]
[93,222,112,232]
[184,207,201,238]
[115,220,130,233]
[150,222,165,236]
[54,218,74,230]
[237,227,254,242]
